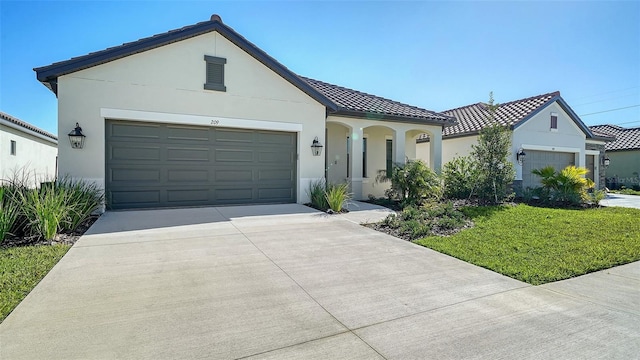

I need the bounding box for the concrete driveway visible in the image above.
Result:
[601,193,640,209]
[1,203,638,359]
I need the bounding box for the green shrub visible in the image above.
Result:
[585,189,607,206]
[20,186,70,241]
[307,179,329,211]
[377,202,468,240]
[0,187,19,243]
[376,159,441,207]
[57,177,103,232]
[442,156,478,199]
[531,165,595,206]
[471,123,515,203]
[325,182,351,212]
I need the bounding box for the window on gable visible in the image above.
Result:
[550,113,558,130]
[10,140,16,155]
[204,55,226,92]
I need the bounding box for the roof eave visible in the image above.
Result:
[333,108,453,126]
[33,19,338,111]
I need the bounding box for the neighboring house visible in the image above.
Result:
[416,92,612,191]
[589,124,640,188]
[34,14,454,210]
[0,111,58,184]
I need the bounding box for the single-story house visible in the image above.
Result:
[0,111,58,184]
[589,124,640,188]
[416,92,613,191]
[34,14,454,210]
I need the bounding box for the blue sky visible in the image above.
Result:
[1,1,639,135]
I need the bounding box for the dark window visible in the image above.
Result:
[550,114,558,129]
[386,139,393,178]
[363,137,367,178]
[204,55,226,91]
[346,136,350,178]
[10,140,16,155]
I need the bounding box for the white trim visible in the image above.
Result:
[521,144,580,153]
[0,119,58,145]
[100,108,303,133]
[585,150,600,156]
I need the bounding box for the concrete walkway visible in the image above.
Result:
[601,193,640,209]
[1,203,638,359]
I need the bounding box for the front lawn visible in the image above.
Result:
[0,244,71,322]
[414,204,640,285]
[610,189,640,196]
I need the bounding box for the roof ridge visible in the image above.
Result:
[442,91,560,113]
[0,111,58,141]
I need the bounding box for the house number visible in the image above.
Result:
[210,120,220,125]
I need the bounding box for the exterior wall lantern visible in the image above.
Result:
[516,148,526,166]
[68,122,86,149]
[603,156,610,168]
[311,136,323,156]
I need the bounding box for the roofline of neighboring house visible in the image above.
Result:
[333,108,457,127]
[0,112,58,145]
[33,15,338,111]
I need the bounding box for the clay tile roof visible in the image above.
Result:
[589,124,640,151]
[439,91,560,137]
[0,111,58,142]
[301,76,454,125]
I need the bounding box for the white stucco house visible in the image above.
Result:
[416,92,612,191]
[0,111,58,184]
[34,14,454,210]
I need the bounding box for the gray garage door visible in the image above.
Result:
[523,150,575,189]
[106,120,296,209]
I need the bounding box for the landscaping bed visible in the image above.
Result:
[399,204,640,285]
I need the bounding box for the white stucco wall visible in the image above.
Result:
[513,102,586,180]
[0,123,57,185]
[436,135,479,164]
[56,31,326,204]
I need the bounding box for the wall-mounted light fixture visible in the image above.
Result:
[311,136,323,156]
[603,156,610,168]
[68,122,86,149]
[516,148,526,166]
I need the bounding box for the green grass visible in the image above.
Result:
[415,204,640,285]
[0,244,70,322]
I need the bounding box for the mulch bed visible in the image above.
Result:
[1,216,100,248]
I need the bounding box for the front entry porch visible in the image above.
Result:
[325,116,443,200]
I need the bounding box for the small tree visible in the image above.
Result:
[470,92,515,203]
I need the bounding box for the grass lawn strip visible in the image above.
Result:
[415,204,640,285]
[0,244,71,322]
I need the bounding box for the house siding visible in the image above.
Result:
[57,31,326,204]
[0,123,57,185]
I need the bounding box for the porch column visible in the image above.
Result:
[394,129,407,164]
[349,127,364,200]
[429,131,442,173]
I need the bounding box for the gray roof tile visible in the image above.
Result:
[0,111,58,142]
[301,77,454,124]
[589,124,640,151]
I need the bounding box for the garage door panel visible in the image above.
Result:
[110,168,161,182]
[166,147,210,161]
[523,150,575,189]
[106,120,296,209]
[215,188,254,201]
[259,169,294,181]
[167,169,209,182]
[111,190,160,207]
[110,145,161,161]
[258,151,294,163]
[110,123,161,139]
[215,129,254,142]
[166,189,210,203]
[166,126,210,141]
[215,149,254,162]
[258,188,294,200]
[215,170,254,182]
